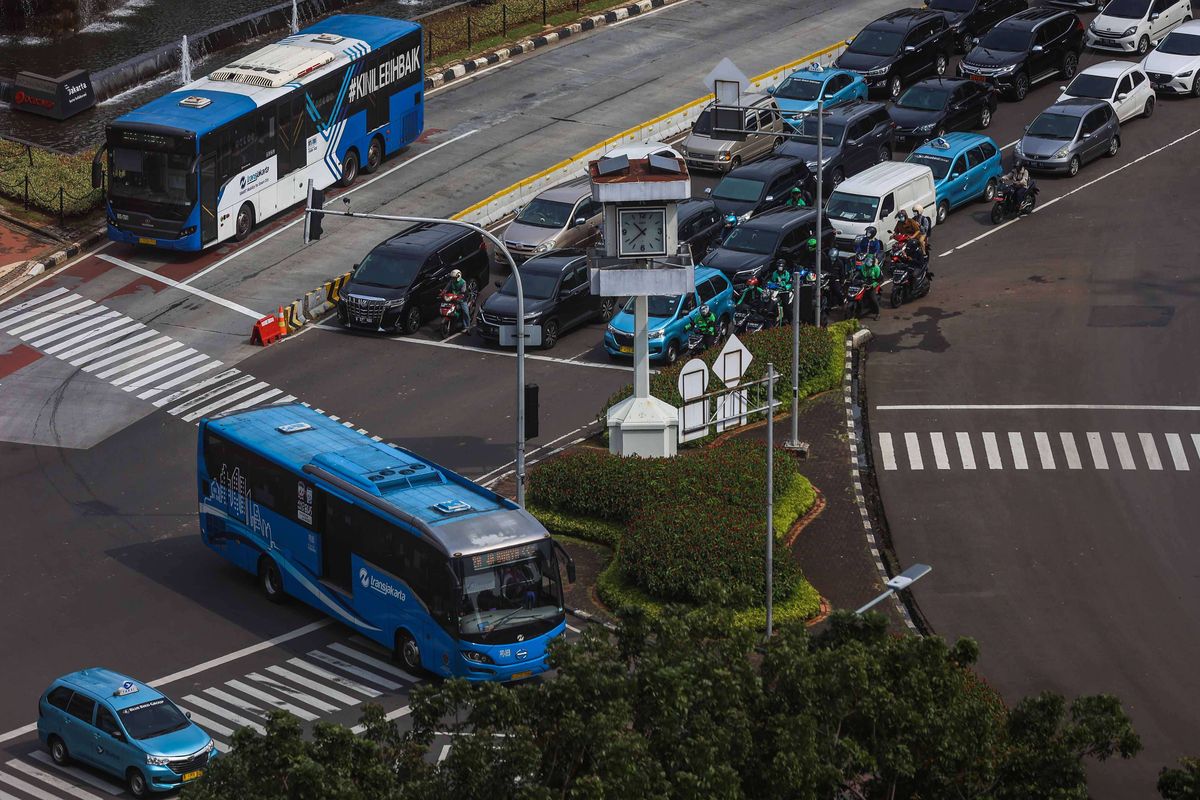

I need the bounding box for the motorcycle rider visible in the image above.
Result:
[912,204,932,248]
[854,226,884,266]
[784,186,808,208]
[685,303,720,349]
[1002,163,1030,212]
[736,276,778,325]
[893,209,927,256]
[768,258,795,323]
[857,249,882,321]
[443,268,472,333]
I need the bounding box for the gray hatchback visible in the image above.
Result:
[1015,97,1119,177]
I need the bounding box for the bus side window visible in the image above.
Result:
[258,113,276,161]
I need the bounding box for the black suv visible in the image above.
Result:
[776,101,895,190]
[888,77,998,147]
[478,250,611,349]
[699,207,837,288]
[958,7,1084,100]
[835,9,956,99]
[923,0,1029,53]
[676,198,725,261]
[707,156,816,220]
[339,223,490,334]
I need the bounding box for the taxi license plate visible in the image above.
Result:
[509,671,533,682]
[138,237,156,245]
[619,345,632,354]
[182,770,203,782]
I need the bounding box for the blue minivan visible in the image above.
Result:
[604,267,735,364]
[37,669,218,797]
[905,133,1003,224]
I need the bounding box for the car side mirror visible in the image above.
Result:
[574,217,586,226]
[351,262,360,273]
[1151,11,1160,19]
[112,729,126,741]
[1032,44,1043,53]
[971,37,980,46]
[1059,85,1067,92]
[904,45,917,52]
[765,195,774,202]
[1117,92,1128,101]
[766,85,776,95]
[1082,131,1092,139]
[91,160,103,189]
[704,187,712,195]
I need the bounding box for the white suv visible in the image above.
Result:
[1086,0,1192,56]
[1056,60,1156,122]
[1142,19,1200,95]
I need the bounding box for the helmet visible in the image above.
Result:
[774,258,788,271]
[450,269,462,279]
[912,204,924,216]
[865,226,877,239]
[895,210,909,223]
[806,237,818,250]
[791,186,804,195]
[724,213,738,225]
[747,277,759,287]
[700,304,711,315]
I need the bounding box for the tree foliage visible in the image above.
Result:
[183,607,1147,800]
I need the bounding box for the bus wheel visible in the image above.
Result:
[338,149,360,187]
[234,203,254,242]
[364,137,384,174]
[395,630,422,674]
[258,557,285,604]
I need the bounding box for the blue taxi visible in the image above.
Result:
[905,133,1003,224]
[37,669,217,797]
[769,63,868,127]
[604,267,735,365]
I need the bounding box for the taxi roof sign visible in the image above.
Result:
[928,137,952,150]
[808,62,824,72]
[114,680,139,697]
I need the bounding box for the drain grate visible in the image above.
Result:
[1087,305,1174,328]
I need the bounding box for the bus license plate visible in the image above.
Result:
[182,770,203,781]
[138,237,156,245]
[619,345,632,354]
[509,671,532,682]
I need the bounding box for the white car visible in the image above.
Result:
[1056,60,1155,122]
[1086,0,1192,56]
[1141,19,1200,96]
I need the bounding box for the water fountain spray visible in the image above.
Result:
[180,34,192,85]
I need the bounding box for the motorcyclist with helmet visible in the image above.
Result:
[893,209,927,256]
[685,303,720,349]
[443,268,472,333]
[720,213,740,243]
[855,226,884,266]
[857,249,882,321]
[736,276,779,326]
[1002,163,1030,212]
[784,186,808,208]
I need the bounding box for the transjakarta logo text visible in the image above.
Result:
[359,568,406,600]
[239,166,269,190]
[347,47,421,104]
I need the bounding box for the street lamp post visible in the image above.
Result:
[302,203,530,507]
[855,563,932,615]
[786,97,823,450]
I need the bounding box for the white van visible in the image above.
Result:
[825,161,937,257]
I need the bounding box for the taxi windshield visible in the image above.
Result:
[118,698,190,740]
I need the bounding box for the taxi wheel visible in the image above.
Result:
[259,557,285,604]
[127,769,148,798]
[982,178,997,202]
[664,340,680,365]
[936,200,949,225]
[935,54,947,76]
[48,736,70,765]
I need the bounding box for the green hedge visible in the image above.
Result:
[0,141,102,218]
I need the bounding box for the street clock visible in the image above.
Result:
[617,207,667,257]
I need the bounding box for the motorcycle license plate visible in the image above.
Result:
[619,345,633,354]
[183,770,203,782]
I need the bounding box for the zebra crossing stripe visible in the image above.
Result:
[929,432,950,470]
[167,374,256,416]
[286,658,382,698]
[878,432,896,470]
[43,316,130,355]
[182,694,266,735]
[181,380,272,422]
[1112,433,1136,470]
[1008,432,1028,470]
[1139,433,1163,471]
[4,758,106,800]
[307,650,404,691]
[327,642,416,683]
[22,306,106,344]
[123,353,211,393]
[1087,432,1109,469]
[68,329,157,366]
[954,432,976,469]
[83,336,172,374]
[904,432,923,470]
[111,347,196,387]
[0,293,84,331]
[246,672,341,714]
[0,287,67,323]
[224,679,319,722]
[95,340,182,379]
[1034,432,1055,470]
[25,751,122,795]
[176,707,235,738]
[982,432,1002,469]
[1167,433,1191,471]
[264,665,361,706]
[155,368,240,408]
[1060,432,1082,469]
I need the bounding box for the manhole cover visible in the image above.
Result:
[1087,305,1174,328]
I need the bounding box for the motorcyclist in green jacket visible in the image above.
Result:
[857,253,882,320]
[686,303,720,349]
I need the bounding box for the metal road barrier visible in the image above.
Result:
[252,270,351,344]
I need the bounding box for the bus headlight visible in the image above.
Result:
[461,650,494,664]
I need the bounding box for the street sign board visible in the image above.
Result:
[712,334,752,388]
[677,358,711,443]
[499,324,543,347]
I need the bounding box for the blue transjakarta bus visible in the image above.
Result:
[104,15,423,251]
[197,403,576,681]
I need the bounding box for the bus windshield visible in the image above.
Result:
[458,541,564,641]
[108,144,195,219]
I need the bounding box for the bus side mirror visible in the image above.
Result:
[91,160,103,189]
[566,557,576,583]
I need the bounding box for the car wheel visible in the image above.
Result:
[1142,95,1155,118]
[234,202,254,242]
[127,769,148,799]
[1192,75,1200,97]
[395,630,422,675]
[982,177,997,202]
[364,137,384,173]
[957,31,972,54]
[1061,52,1079,80]
[599,298,616,322]
[730,155,742,170]
[402,305,421,335]
[1012,72,1030,101]
[1067,155,1080,176]
[1136,35,1151,56]
[888,74,902,99]
[877,145,892,163]
[1107,135,1120,157]
[541,319,559,349]
[338,149,359,187]
[830,166,845,188]
[979,106,992,129]
[936,199,949,225]
[49,736,70,766]
[718,316,730,339]
[664,340,680,365]
[935,54,948,76]
[259,557,285,604]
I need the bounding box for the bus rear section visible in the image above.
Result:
[197,404,574,681]
[105,14,424,252]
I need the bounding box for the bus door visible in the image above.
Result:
[276,98,308,199]
[200,155,218,244]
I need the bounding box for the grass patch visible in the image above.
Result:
[0,141,101,218]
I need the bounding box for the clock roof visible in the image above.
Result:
[589,157,690,204]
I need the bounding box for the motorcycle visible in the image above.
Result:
[888,234,931,308]
[843,269,882,320]
[733,300,778,334]
[991,179,1039,224]
[438,289,476,338]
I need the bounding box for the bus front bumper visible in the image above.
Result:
[108,223,200,252]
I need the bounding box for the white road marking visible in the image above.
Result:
[1008,432,1028,470]
[167,374,256,416]
[43,315,130,355]
[929,432,950,470]
[326,642,416,683]
[68,328,157,366]
[224,679,319,721]
[1111,432,1137,470]
[307,650,403,691]
[184,694,267,735]
[25,751,122,795]
[176,707,235,738]
[6,758,108,799]
[154,367,241,408]
[286,658,382,698]
[263,665,361,706]
[383,332,636,372]
[126,355,216,395]
[955,431,976,469]
[83,336,173,374]
[474,420,598,484]
[878,432,897,470]
[0,769,98,800]
[111,347,197,386]
[1164,433,1189,471]
[0,286,68,322]
[437,744,452,763]
[349,705,410,735]
[182,380,271,421]
[1192,434,1200,464]
[97,253,261,319]
[1139,432,1163,471]
[904,432,923,470]
[1087,432,1109,470]
[1034,432,1055,470]
[219,386,285,414]
[876,404,1200,411]
[245,672,341,714]
[0,292,82,330]
[982,432,1002,469]
[95,340,182,379]
[1060,432,1082,470]
[8,298,96,337]
[19,303,102,341]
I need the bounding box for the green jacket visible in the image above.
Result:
[687,311,717,336]
[859,261,882,286]
[784,196,807,208]
[445,277,467,295]
[737,285,766,306]
[768,270,793,292]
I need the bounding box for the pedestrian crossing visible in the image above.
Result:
[877,430,1200,473]
[0,639,416,799]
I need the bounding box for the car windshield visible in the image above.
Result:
[516,198,574,229]
[499,271,559,300]
[907,152,953,180]
[720,227,779,255]
[791,117,845,146]
[848,28,903,56]
[896,86,950,111]
[825,191,879,222]
[775,76,823,100]
[624,294,681,317]
[1027,112,1079,140]
[979,26,1033,52]
[1065,73,1118,99]
[1155,31,1200,56]
[1101,0,1150,19]
[458,542,563,639]
[352,248,422,288]
[930,0,974,10]
[712,176,765,202]
[118,698,190,740]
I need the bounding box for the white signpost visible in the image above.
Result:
[677,333,756,441]
[677,359,711,444]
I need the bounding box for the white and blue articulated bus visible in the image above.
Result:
[197,403,577,681]
[105,15,423,252]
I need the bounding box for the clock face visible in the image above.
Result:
[618,208,667,257]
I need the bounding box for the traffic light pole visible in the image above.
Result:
[302,203,529,508]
